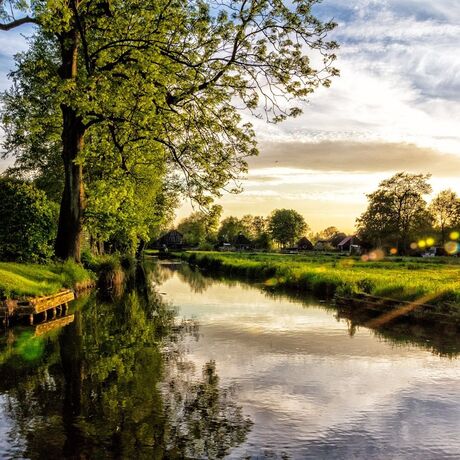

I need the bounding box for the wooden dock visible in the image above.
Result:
[1,289,75,326]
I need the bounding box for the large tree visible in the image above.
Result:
[357,172,432,253]
[1,0,338,261]
[428,190,460,245]
[268,208,308,247]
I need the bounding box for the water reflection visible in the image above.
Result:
[152,261,460,459]
[0,276,252,459]
[164,261,460,358]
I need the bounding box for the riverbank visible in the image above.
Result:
[178,251,460,322]
[0,261,94,300]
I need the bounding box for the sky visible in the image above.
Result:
[1,1,460,232]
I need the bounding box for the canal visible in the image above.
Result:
[0,260,459,459]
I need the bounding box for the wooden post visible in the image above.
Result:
[52,308,57,319]
[29,314,34,325]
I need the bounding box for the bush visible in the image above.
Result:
[0,178,58,262]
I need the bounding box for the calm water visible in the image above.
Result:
[0,261,459,459]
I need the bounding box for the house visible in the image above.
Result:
[234,233,252,251]
[156,230,184,250]
[297,237,313,251]
[314,239,332,251]
[337,235,362,254]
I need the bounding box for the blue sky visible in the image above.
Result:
[1,1,460,231]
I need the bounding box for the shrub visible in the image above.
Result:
[0,178,58,262]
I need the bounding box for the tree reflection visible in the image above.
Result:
[0,283,252,459]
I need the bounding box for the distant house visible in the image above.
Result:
[338,235,362,254]
[234,233,252,251]
[156,230,184,249]
[297,237,313,251]
[330,232,347,248]
[314,239,332,251]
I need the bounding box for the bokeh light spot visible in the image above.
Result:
[450,231,459,240]
[418,240,426,249]
[444,241,459,255]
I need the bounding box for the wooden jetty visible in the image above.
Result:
[1,289,75,326]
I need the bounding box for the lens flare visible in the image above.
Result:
[450,231,460,240]
[444,241,459,255]
[426,237,435,247]
[369,249,385,261]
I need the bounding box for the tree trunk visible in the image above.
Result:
[54,27,86,262]
[55,108,85,262]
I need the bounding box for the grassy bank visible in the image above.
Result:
[0,260,94,300]
[179,252,460,311]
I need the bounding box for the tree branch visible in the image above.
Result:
[0,16,38,30]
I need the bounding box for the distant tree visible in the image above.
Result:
[0,178,58,262]
[268,209,308,248]
[357,172,432,253]
[429,190,460,244]
[217,217,248,244]
[178,206,222,247]
[320,226,340,240]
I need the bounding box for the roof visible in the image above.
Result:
[297,237,313,248]
[338,236,361,247]
[158,230,183,244]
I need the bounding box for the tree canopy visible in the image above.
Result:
[428,190,460,245]
[357,172,432,253]
[268,208,308,247]
[1,0,339,261]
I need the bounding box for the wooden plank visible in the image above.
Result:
[34,314,75,337]
[16,289,74,316]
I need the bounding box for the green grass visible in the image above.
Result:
[179,251,460,309]
[0,260,94,299]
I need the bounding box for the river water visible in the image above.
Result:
[0,260,459,459]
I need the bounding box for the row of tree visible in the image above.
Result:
[177,207,312,249]
[174,172,460,255]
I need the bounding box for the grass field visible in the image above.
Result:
[180,251,460,309]
[0,260,94,299]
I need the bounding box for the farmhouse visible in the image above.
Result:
[156,230,184,249]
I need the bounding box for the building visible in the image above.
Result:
[337,236,362,254]
[156,230,184,250]
[297,237,313,251]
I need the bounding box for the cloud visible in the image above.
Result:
[250,141,460,176]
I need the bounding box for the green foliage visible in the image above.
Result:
[0,177,58,262]
[357,172,432,252]
[268,209,308,247]
[177,205,222,247]
[429,189,460,244]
